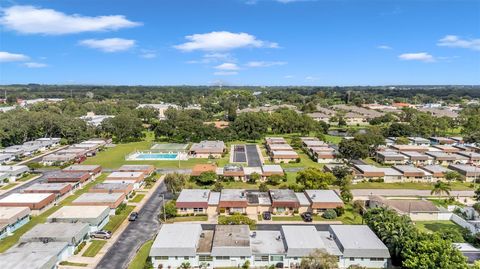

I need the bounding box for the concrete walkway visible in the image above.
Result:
[352,189,475,198]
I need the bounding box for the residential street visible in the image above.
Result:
[0,170,59,199]
[96,181,168,269]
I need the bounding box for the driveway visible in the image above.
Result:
[96,181,168,269]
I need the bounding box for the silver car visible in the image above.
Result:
[90,230,112,239]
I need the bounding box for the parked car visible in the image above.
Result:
[301,212,313,222]
[262,211,272,220]
[91,230,112,239]
[128,212,139,221]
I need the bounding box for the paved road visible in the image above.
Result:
[201,223,330,231]
[352,189,475,197]
[96,181,168,269]
[0,170,60,199]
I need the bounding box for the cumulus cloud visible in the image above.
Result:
[214,71,238,76]
[246,61,286,67]
[0,5,141,35]
[23,62,48,68]
[79,38,136,52]
[377,45,392,50]
[398,52,435,62]
[174,31,278,52]
[0,51,29,62]
[215,63,240,71]
[437,35,480,51]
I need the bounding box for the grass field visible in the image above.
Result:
[130,194,145,203]
[128,240,154,269]
[323,134,343,144]
[82,240,107,257]
[103,205,135,233]
[351,181,473,190]
[167,215,208,223]
[0,183,17,190]
[59,261,88,267]
[415,220,464,238]
[0,174,107,253]
[17,173,38,182]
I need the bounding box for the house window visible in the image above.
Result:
[349,257,355,261]
[180,208,187,212]
[277,207,285,213]
[194,208,204,213]
[216,256,230,260]
[184,256,189,260]
[255,256,269,262]
[199,256,213,262]
[370,258,384,261]
[270,256,284,262]
[158,256,168,260]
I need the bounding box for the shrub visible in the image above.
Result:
[322,209,337,219]
[267,175,284,186]
[219,213,256,229]
[334,206,345,217]
[259,183,269,192]
[115,203,127,215]
[74,241,86,255]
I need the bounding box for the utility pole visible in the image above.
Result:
[162,193,166,222]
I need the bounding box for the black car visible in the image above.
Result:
[301,212,313,222]
[262,211,272,220]
[128,212,139,221]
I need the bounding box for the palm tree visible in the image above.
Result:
[431,180,451,197]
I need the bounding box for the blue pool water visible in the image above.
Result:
[135,153,178,160]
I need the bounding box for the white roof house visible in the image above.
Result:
[150,224,203,257]
[329,225,390,258]
[282,226,325,256]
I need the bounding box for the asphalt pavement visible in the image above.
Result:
[96,181,168,269]
[246,144,262,167]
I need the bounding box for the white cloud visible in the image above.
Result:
[284,75,294,79]
[174,31,278,52]
[214,71,238,76]
[187,53,235,64]
[0,5,141,35]
[215,63,240,71]
[0,51,29,62]
[139,50,157,59]
[79,38,135,52]
[246,61,286,67]
[398,52,435,62]
[377,45,392,50]
[23,62,48,68]
[305,76,319,81]
[437,35,480,51]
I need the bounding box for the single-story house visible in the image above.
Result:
[20,222,89,249]
[408,137,431,146]
[48,205,110,232]
[0,154,15,164]
[270,150,299,164]
[189,140,226,158]
[63,164,102,178]
[456,151,480,165]
[267,143,293,152]
[392,165,432,182]
[265,137,287,145]
[430,137,455,145]
[261,165,284,178]
[217,164,245,181]
[269,189,299,214]
[0,207,30,239]
[390,145,429,153]
[41,153,77,166]
[72,192,126,214]
[304,190,344,213]
[375,151,407,165]
[295,192,311,214]
[420,165,452,181]
[454,243,480,264]
[105,171,145,189]
[0,165,29,182]
[23,182,72,199]
[433,145,461,153]
[0,241,71,269]
[218,189,248,214]
[426,151,469,165]
[89,183,134,196]
[0,193,55,213]
[176,189,211,215]
[400,151,434,166]
[368,196,440,221]
[118,164,155,176]
[245,190,272,215]
[447,164,480,182]
[46,171,91,187]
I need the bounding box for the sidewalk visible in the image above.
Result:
[59,175,165,269]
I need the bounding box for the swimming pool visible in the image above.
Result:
[132,153,179,160]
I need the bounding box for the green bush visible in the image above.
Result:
[322,209,337,219]
[334,206,345,217]
[74,241,87,255]
[115,203,127,215]
[219,213,256,229]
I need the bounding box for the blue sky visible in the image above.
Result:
[0,0,479,85]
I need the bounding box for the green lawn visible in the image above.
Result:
[103,205,135,233]
[59,261,88,267]
[0,183,18,190]
[167,215,208,223]
[351,181,473,190]
[128,240,154,269]
[82,240,107,257]
[130,194,145,203]
[415,220,464,238]
[0,174,107,253]
[323,134,342,144]
[269,205,362,224]
[17,173,39,182]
